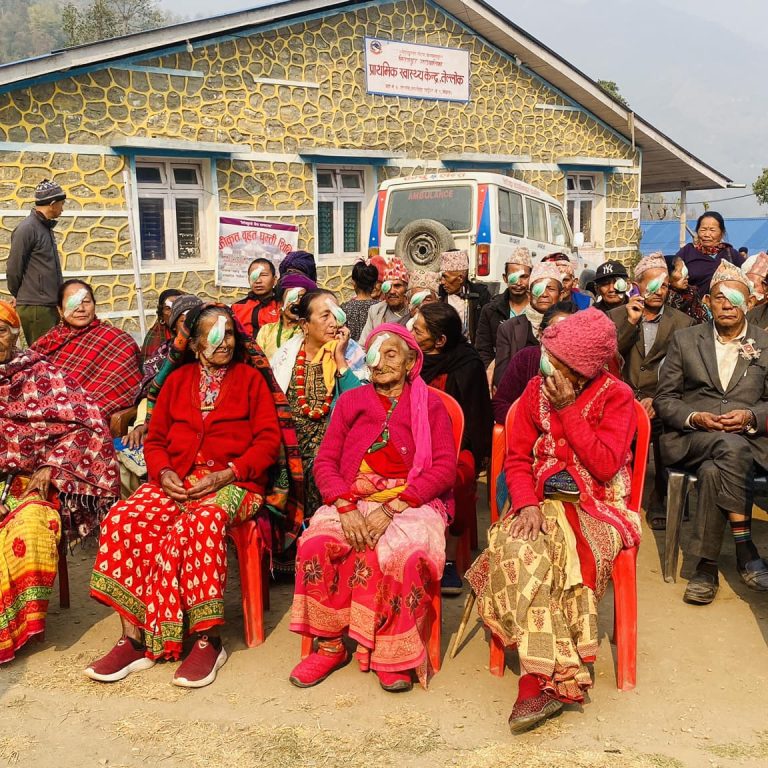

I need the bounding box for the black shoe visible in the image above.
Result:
[683,570,719,605]
[441,561,463,595]
[738,558,768,591]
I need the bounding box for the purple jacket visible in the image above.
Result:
[492,345,541,424]
[314,382,457,509]
[676,242,743,295]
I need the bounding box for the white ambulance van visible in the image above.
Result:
[367,172,582,284]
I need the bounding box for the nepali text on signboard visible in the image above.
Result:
[364,37,470,103]
[217,217,298,288]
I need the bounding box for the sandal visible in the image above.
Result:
[645,508,666,531]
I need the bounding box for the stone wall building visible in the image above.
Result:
[0,0,732,333]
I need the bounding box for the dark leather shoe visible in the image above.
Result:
[738,558,768,591]
[683,570,719,605]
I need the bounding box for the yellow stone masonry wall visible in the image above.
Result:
[0,0,639,327]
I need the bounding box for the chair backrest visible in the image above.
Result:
[500,397,651,515]
[428,387,464,460]
[628,400,651,514]
[489,423,506,522]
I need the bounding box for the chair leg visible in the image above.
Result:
[455,527,472,574]
[663,472,689,583]
[427,586,442,673]
[612,547,637,691]
[489,635,506,677]
[57,533,70,610]
[229,522,265,648]
[301,635,313,659]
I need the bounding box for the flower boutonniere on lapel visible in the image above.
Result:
[739,338,762,364]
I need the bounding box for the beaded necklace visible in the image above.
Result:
[368,396,399,452]
[295,345,333,421]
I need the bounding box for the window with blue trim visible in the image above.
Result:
[137,160,208,266]
[317,167,366,260]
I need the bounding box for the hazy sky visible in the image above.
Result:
[158,0,767,218]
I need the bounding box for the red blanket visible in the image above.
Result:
[32,319,142,418]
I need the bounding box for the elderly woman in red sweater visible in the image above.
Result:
[467,308,640,733]
[85,304,281,689]
[289,324,457,693]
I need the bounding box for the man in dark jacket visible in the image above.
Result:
[592,259,630,314]
[609,253,694,527]
[438,249,490,345]
[475,246,532,373]
[7,179,66,343]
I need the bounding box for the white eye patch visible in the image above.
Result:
[325,298,346,325]
[507,270,525,285]
[64,288,88,317]
[721,286,746,308]
[645,276,664,297]
[614,278,628,293]
[531,281,546,299]
[366,333,389,368]
[283,288,301,308]
[381,280,392,294]
[249,266,264,283]
[206,314,226,351]
[409,290,430,308]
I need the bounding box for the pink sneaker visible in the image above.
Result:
[85,637,155,682]
[173,636,228,688]
[289,648,349,688]
[375,669,413,692]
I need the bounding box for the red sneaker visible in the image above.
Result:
[375,669,413,692]
[289,648,349,688]
[84,637,155,682]
[173,636,228,688]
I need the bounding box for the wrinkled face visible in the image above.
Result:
[697,216,723,248]
[301,294,339,345]
[669,257,689,289]
[706,280,749,332]
[410,312,439,354]
[408,288,438,316]
[503,263,531,297]
[556,261,575,292]
[60,283,96,328]
[383,279,408,310]
[41,199,65,219]
[0,320,18,363]
[248,262,277,296]
[194,311,235,367]
[546,349,582,386]
[637,268,669,310]
[440,270,467,295]
[530,279,561,312]
[595,278,626,306]
[369,335,415,388]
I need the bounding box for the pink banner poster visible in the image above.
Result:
[217,216,299,288]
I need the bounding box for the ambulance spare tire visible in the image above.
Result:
[394,219,455,271]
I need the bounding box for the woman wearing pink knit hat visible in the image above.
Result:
[466,308,640,733]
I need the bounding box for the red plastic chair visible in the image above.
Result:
[228,519,270,647]
[489,423,506,524]
[301,387,464,676]
[488,398,649,691]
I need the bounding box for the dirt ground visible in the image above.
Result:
[1,478,768,768]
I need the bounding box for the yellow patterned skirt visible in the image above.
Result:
[0,484,61,664]
[465,500,621,702]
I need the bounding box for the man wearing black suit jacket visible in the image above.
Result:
[655,261,768,604]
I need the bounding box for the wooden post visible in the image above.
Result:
[679,184,688,248]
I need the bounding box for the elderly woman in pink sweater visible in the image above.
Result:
[289,324,457,693]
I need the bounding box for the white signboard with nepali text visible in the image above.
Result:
[216,216,298,288]
[364,37,470,103]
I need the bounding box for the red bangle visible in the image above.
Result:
[227,462,240,481]
[336,501,357,514]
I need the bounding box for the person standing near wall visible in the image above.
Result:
[6,180,66,344]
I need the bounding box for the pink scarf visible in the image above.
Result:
[365,323,431,485]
